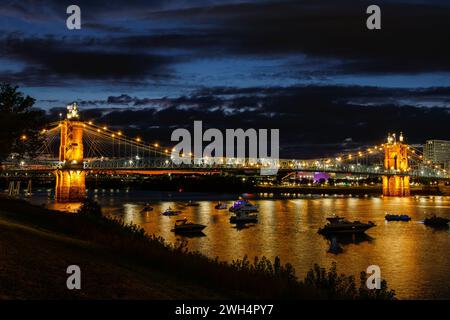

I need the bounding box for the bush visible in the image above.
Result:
[304,262,396,300]
[77,198,102,217]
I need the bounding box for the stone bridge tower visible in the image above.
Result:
[55,103,86,202]
[382,132,410,196]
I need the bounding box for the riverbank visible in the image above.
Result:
[0,197,227,299]
[0,196,395,300]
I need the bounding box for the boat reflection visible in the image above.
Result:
[232,222,257,231]
[175,231,206,238]
[323,233,374,255]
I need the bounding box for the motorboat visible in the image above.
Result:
[385,214,411,221]
[214,202,227,210]
[229,200,258,213]
[186,200,200,207]
[230,210,258,224]
[161,207,181,216]
[318,216,375,235]
[171,219,206,233]
[424,215,449,228]
[141,203,154,212]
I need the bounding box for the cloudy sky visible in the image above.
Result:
[1,0,449,157]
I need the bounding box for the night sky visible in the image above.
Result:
[1,0,449,157]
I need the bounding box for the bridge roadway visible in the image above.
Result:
[1,157,448,180]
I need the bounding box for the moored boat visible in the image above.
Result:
[161,207,181,216]
[214,202,227,210]
[186,200,200,207]
[141,203,153,212]
[385,214,411,221]
[424,215,449,228]
[171,218,206,233]
[229,200,258,213]
[318,216,375,235]
[230,210,258,223]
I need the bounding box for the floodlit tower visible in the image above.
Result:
[382,132,410,196]
[56,103,86,202]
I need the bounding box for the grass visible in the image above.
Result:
[0,196,396,299]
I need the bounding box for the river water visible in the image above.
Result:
[29,189,450,299]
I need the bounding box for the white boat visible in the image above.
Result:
[229,200,258,213]
[230,210,258,224]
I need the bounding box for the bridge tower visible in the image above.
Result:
[55,103,86,202]
[382,132,410,196]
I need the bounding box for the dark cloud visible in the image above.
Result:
[151,0,450,74]
[0,35,175,82]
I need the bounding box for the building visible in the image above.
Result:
[424,140,450,169]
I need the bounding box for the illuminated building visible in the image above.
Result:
[424,140,450,170]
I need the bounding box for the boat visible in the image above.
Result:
[385,214,411,221]
[318,216,376,235]
[186,200,200,207]
[230,210,258,224]
[141,203,153,212]
[171,218,206,233]
[214,202,227,210]
[161,207,181,216]
[424,215,449,228]
[229,200,258,213]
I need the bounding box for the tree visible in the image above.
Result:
[0,83,45,163]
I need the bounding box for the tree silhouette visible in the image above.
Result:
[0,83,45,162]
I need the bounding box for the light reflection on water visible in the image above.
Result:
[31,191,450,299]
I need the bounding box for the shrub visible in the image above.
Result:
[304,262,396,300]
[77,198,102,217]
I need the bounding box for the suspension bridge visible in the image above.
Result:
[2,104,449,201]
